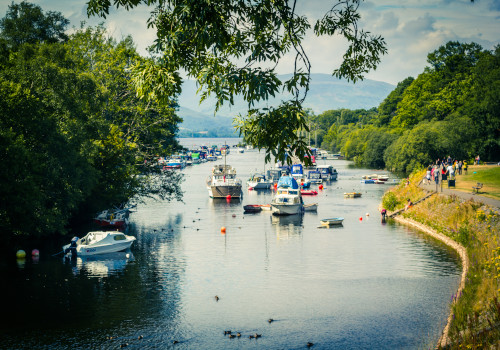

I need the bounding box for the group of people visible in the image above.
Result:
[424,156,471,184]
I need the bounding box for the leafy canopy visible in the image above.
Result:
[86,0,387,164]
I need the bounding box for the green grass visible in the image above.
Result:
[453,165,500,200]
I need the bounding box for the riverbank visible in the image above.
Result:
[382,170,500,348]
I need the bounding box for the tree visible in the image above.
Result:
[0,1,69,50]
[86,0,387,164]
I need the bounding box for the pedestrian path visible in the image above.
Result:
[418,182,500,209]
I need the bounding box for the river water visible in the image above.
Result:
[0,139,461,349]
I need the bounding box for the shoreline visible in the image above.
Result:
[392,215,469,348]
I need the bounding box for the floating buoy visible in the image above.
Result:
[319,184,323,190]
[359,217,363,221]
[366,213,370,217]
[226,195,231,200]
[221,226,226,234]
[16,250,26,259]
[32,249,40,257]
[232,214,236,218]
[274,183,277,189]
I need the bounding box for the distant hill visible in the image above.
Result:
[177,73,394,137]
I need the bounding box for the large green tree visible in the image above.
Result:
[86,0,387,164]
[0,1,69,50]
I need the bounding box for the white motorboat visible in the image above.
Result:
[271,176,304,215]
[63,231,136,257]
[247,173,273,190]
[207,164,242,198]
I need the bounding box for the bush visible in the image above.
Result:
[382,192,399,211]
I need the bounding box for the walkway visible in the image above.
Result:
[418,181,500,209]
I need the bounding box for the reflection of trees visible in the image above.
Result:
[1,215,186,344]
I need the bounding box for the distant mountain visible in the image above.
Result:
[177,73,394,136]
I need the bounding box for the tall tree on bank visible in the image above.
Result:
[86,0,387,164]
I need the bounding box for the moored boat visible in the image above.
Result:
[271,176,304,215]
[247,173,273,190]
[304,203,318,212]
[361,179,375,184]
[207,164,242,198]
[316,165,338,181]
[301,189,318,195]
[320,217,344,226]
[93,206,135,228]
[63,231,136,257]
[344,192,362,198]
[243,204,262,213]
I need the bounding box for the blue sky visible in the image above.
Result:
[1,0,499,84]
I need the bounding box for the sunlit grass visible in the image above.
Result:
[382,169,500,348]
[453,165,500,200]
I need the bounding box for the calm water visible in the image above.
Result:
[0,139,461,349]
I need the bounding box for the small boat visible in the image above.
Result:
[377,175,389,181]
[344,192,362,198]
[307,170,323,184]
[301,189,318,195]
[362,174,378,179]
[243,204,262,213]
[260,204,272,211]
[304,203,318,212]
[247,173,273,190]
[320,217,344,226]
[361,179,375,184]
[271,176,304,215]
[93,206,135,228]
[63,231,136,257]
[374,179,386,184]
[316,165,338,181]
[207,164,242,198]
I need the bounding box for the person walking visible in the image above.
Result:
[464,160,468,175]
[458,160,462,175]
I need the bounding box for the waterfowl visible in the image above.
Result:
[228,334,236,339]
[215,295,220,302]
[173,340,179,344]
[307,342,314,347]
[236,333,241,337]
[268,318,274,323]
[138,335,143,340]
[249,335,255,339]
[224,330,231,335]
[120,344,128,348]
[254,333,262,338]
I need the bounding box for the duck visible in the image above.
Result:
[120,344,128,348]
[173,340,179,344]
[228,334,236,339]
[254,333,262,338]
[307,342,314,347]
[268,318,274,323]
[236,332,241,337]
[215,295,220,302]
[138,335,143,340]
[224,330,231,335]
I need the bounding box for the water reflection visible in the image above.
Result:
[271,214,303,238]
[70,251,135,278]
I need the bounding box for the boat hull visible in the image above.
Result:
[209,185,242,198]
[247,181,272,190]
[271,203,303,215]
[320,218,344,225]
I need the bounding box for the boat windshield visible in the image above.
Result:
[114,234,126,241]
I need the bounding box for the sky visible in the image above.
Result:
[1,0,499,85]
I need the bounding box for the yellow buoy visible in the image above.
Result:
[16,250,26,259]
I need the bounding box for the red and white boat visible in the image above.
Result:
[93,206,135,228]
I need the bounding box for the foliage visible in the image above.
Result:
[381,192,399,211]
[86,0,387,164]
[315,41,499,174]
[0,4,183,237]
[0,1,69,50]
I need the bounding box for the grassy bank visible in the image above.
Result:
[382,170,500,348]
[452,165,500,200]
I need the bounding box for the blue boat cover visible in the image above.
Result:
[291,164,303,174]
[277,176,299,189]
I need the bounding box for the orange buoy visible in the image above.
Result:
[319,184,323,190]
[221,226,226,234]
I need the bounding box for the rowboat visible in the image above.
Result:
[320,217,344,226]
[243,204,262,213]
[301,190,318,195]
[344,192,362,198]
[304,203,318,212]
